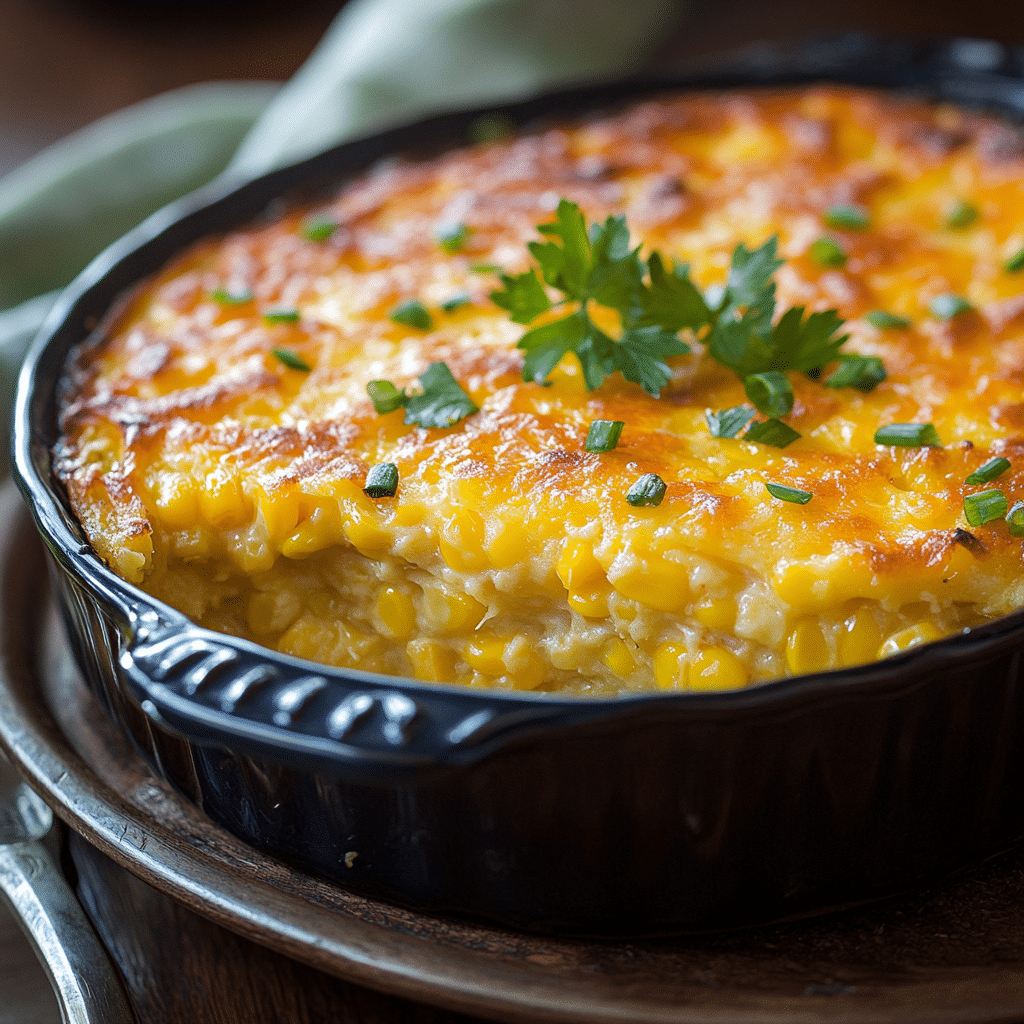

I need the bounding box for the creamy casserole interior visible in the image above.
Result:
[55,87,1024,695]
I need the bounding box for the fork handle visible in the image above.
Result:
[0,840,134,1024]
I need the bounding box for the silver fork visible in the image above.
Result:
[0,755,134,1024]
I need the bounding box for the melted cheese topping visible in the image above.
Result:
[55,87,1024,695]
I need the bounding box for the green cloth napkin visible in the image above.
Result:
[0,0,685,391]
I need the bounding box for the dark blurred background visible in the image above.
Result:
[2,0,1022,179]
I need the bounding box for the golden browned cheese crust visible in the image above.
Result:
[55,87,1024,694]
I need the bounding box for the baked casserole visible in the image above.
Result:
[54,86,1024,696]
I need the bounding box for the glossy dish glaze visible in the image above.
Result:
[16,37,1024,934]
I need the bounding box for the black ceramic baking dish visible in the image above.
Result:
[15,35,1024,937]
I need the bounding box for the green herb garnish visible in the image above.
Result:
[865,310,911,330]
[440,293,472,313]
[301,215,338,242]
[765,482,812,505]
[272,348,311,371]
[823,205,870,230]
[705,405,755,439]
[366,379,407,414]
[390,299,433,331]
[364,463,399,498]
[585,420,624,452]
[470,263,501,273]
[1005,248,1024,273]
[944,200,978,229]
[491,201,866,418]
[964,488,1008,527]
[744,418,801,448]
[824,354,887,391]
[929,293,974,320]
[744,371,793,418]
[1007,501,1024,536]
[966,457,1011,485]
[366,361,478,428]
[436,222,470,254]
[263,308,300,324]
[809,238,847,267]
[625,473,667,507]
[874,423,941,447]
[212,286,253,305]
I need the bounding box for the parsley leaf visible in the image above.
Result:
[492,200,880,422]
[490,199,690,396]
[366,362,478,429]
[706,405,755,438]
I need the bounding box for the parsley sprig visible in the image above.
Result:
[367,361,478,429]
[491,200,874,420]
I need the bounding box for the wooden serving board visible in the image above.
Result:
[5,492,1024,1023]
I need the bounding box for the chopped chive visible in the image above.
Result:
[263,307,300,324]
[744,418,801,448]
[706,405,755,439]
[765,482,812,505]
[1007,501,1024,536]
[470,263,501,273]
[440,293,472,313]
[966,457,1011,485]
[823,205,870,230]
[211,286,253,305]
[874,422,941,447]
[301,215,338,242]
[824,354,886,391]
[436,222,470,254]
[585,420,624,453]
[964,488,1008,527]
[810,237,847,267]
[364,463,399,498]
[389,299,433,331]
[744,371,794,418]
[271,348,311,371]
[625,473,667,507]
[366,379,407,414]
[866,310,911,330]
[1005,247,1024,273]
[929,293,974,320]
[470,113,514,144]
[944,200,978,229]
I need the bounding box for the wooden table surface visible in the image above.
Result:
[3,1,1024,1021]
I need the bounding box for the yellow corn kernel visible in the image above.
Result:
[198,465,246,528]
[879,622,945,658]
[391,502,426,528]
[839,606,883,667]
[785,620,831,676]
[603,638,638,679]
[556,539,605,591]
[342,506,391,555]
[689,646,749,691]
[567,583,610,618]
[487,519,530,570]
[653,642,688,690]
[693,595,736,633]
[377,587,416,641]
[611,561,689,613]
[504,638,547,690]
[257,486,300,542]
[406,639,457,682]
[247,589,302,635]
[420,584,485,634]
[439,510,488,572]
[282,503,342,559]
[151,473,199,530]
[465,637,507,675]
